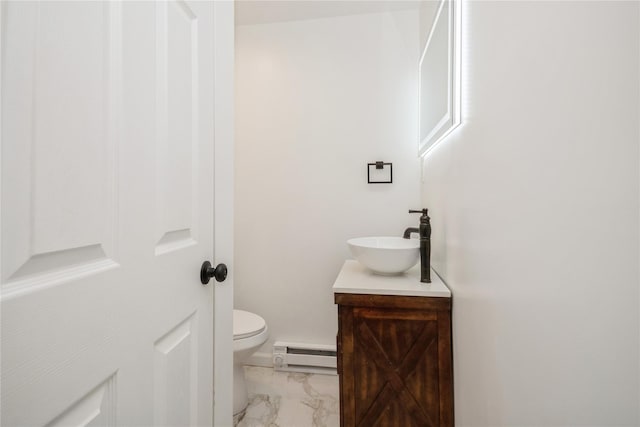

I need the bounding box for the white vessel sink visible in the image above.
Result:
[347,236,419,275]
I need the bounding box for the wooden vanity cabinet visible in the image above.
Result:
[335,293,453,427]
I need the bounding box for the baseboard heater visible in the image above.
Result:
[272,341,337,375]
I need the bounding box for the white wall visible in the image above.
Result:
[235,10,421,358]
[421,1,640,425]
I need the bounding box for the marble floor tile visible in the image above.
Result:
[235,366,339,427]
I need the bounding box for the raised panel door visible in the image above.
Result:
[0,1,233,425]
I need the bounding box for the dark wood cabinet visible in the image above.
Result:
[335,293,453,427]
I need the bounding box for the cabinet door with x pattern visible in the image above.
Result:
[337,294,453,427]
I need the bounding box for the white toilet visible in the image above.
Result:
[233,309,268,415]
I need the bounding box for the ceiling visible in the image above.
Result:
[235,0,422,26]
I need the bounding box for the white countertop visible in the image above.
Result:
[332,260,451,298]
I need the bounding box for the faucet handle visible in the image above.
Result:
[409,209,430,223]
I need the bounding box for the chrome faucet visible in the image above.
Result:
[404,209,431,283]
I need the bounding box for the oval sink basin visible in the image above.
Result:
[347,236,419,275]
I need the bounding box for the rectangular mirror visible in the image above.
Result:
[418,0,461,156]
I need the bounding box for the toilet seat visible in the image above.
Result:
[233,309,266,340]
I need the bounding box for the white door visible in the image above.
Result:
[0,1,234,426]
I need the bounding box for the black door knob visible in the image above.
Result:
[200,261,227,285]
